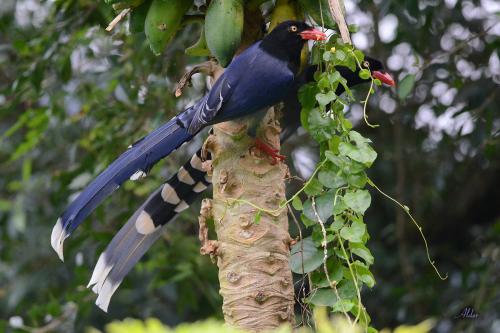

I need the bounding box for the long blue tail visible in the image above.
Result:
[51,117,193,261]
[87,149,212,312]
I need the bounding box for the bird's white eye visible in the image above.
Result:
[290,25,298,32]
[363,60,370,68]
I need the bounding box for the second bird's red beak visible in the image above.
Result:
[372,71,396,86]
[300,28,327,41]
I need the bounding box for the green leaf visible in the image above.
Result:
[343,190,371,214]
[325,151,344,166]
[328,71,341,84]
[292,196,303,211]
[308,108,336,141]
[350,243,374,265]
[325,260,343,284]
[306,288,338,306]
[349,131,372,145]
[322,51,333,62]
[353,261,376,288]
[333,196,348,215]
[312,226,335,246]
[339,142,377,167]
[331,298,355,312]
[328,135,341,153]
[304,177,324,196]
[353,49,364,62]
[331,99,345,113]
[298,0,338,29]
[290,237,325,274]
[318,169,347,189]
[347,172,367,188]
[325,153,366,174]
[311,258,343,288]
[317,75,330,90]
[334,248,348,260]
[315,91,336,106]
[301,213,317,227]
[359,69,371,80]
[340,220,366,243]
[342,118,353,130]
[338,279,357,299]
[335,49,346,61]
[398,74,416,100]
[303,192,334,222]
[331,215,345,231]
[299,84,319,109]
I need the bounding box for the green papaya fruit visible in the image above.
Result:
[269,0,300,31]
[145,0,192,55]
[186,25,211,57]
[129,0,151,33]
[205,0,244,67]
[298,0,337,29]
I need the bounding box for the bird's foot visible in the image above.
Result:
[253,138,286,165]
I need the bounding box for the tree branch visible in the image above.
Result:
[328,0,351,44]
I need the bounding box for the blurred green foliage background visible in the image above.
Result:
[0,0,498,332]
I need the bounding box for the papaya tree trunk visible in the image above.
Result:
[201,110,295,332]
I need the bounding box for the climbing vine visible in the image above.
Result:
[289,36,379,332]
[286,34,447,332]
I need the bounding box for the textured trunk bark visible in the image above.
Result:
[201,110,295,332]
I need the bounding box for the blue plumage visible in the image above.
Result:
[178,42,295,133]
[51,21,326,260]
[51,120,193,259]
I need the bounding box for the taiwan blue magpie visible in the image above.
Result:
[85,58,395,311]
[51,21,327,262]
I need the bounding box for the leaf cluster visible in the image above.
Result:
[290,38,381,331]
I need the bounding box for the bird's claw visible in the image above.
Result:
[253,139,286,164]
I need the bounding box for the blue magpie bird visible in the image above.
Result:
[51,21,326,261]
[85,58,395,311]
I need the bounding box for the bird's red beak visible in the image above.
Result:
[300,28,327,41]
[372,71,395,86]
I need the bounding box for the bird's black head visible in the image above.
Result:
[363,56,384,71]
[363,56,395,86]
[261,21,326,72]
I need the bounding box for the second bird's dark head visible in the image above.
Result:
[331,56,395,87]
[363,56,395,86]
[261,21,326,69]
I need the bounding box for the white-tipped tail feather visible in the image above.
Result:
[135,211,158,235]
[51,218,67,261]
[129,170,147,181]
[87,190,165,312]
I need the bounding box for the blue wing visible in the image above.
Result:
[185,42,295,133]
[185,76,234,134]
